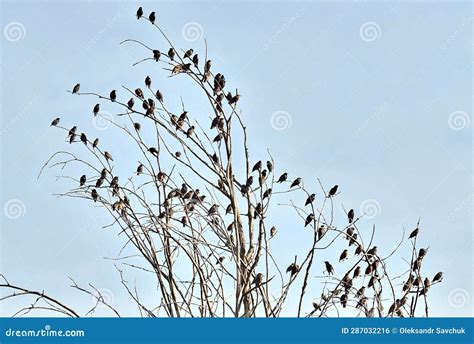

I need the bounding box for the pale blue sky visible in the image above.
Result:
[0,0,472,317]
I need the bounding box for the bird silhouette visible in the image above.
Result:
[266,161,273,172]
[353,266,361,278]
[168,48,175,61]
[127,98,134,109]
[324,261,334,275]
[366,246,377,257]
[50,118,60,126]
[246,176,253,187]
[339,249,349,262]
[277,173,288,183]
[69,134,75,144]
[263,188,272,199]
[80,175,86,186]
[186,126,195,138]
[134,122,141,131]
[270,226,277,238]
[305,193,315,206]
[92,138,99,148]
[192,54,199,67]
[153,50,161,61]
[149,11,156,24]
[252,161,262,172]
[104,151,113,161]
[408,227,419,239]
[96,178,104,188]
[135,88,144,99]
[148,147,158,156]
[80,133,87,145]
[207,204,218,215]
[347,209,354,223]
[156,90,163,102]
[184,49,193,59]
[432,272,443,283]
[304,213,315,227]
[91,189,98,202]
[290,177,302,188]
[93,104,100,116]
[204,60,211,73]
[145,76,152,88]
[136,7,143,19]
[68,126,77,137]
[136,164,144,175]
[110,90,117,102]
[72,83,80,94]
[213,133,223,143]
[253,273,263,287]
[328,185,338,197]
[286,263,299,277]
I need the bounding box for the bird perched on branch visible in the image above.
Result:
[80,175,86,186]
[408,227,419,239]
[304,213,315,227]
[93,104,100,116]
[353,266,361,278]
[136,7,143,19]
[366,246,377,257]
[80,133,87,145]
[253,273,263,287]
[207,204,218,215]
[135,88,144,99]
[347,209,354,223]
[72,83,80,94]
[145,76,152,88]
[432,272,443,283]
[104,151,113,161]
[91,189,98,202]
[324,261,334,275]
[155,90,163,102]
[50,117,60,126]
[263,188,272,200]
[167,48,175,61]
[204,60,211,73]
[339,249,349,262]
[252,161,262,172]
[184,49,193,59]
[148,147,158,156]
[270,226,277,238]
[110,90,117,102]
[266,161,273,172]
[290,177,302,188]
[153,50,160,61]
[92,138,99,149]
[149,11,156,24]
[186,126,195,138]
[136,164,144,175]
[192,54,199,68]
[127,98,134,109]
[277,172,288,183]
[328,185,338,197]
[305,193,315,206]
[286,263,299,277]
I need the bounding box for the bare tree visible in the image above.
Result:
[1,7,443,318]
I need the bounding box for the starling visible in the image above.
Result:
[100,168,107,178]
[148,147,158,156]
[210,117,219,129]
[144,76,152,88]
[80,133,87,145]
[192,54,199,67]
[246,176,253,187]
[368,276,376,288]
[286,263,299,277]
[156,90,163,102]
[207,204,218,215]
[181,216,188,227]
[153,50,161,61]
[270,226,277,238]
[136,164,144,175]
[418,248,427,258]
[366,246,377,257]
[408,227,419,239]
[167,48,175,61]
[253,273,263,287]
[80,174,86,186]
[134,122,141,131]
[184,49,193,59]
[347,209,354,223]
[50,117,60,126]
[136,7,143,19]
[266,160,273,173]
[213,133,223,143]
[252,161,262,172]
[353,266,361,278]
[179,111,188,121]
[147,98,155,109]
[255,203,263,218]
[324,261,334,275]
[92,138,99,148]
[356,286,365,298]
[110,90,117,102]
[432,272,443,283]
[340,293,348,308]
[225,204,233,215]
[277,173,288,183]
[104,151,113,161]
[91,189,98,202]
[96,178,104,188]
[211,153,219,164]
[328,185,338,197]
[135,88,144,99]
[304,213,315,227]
[149,11,156,24]
[93,103,100,116]
[186,126,195,138]
[355,245,364,255]
[339,249,349,262]
[127,98,135,109]
[365,265,373,275]
[262,188,272,199]
[230,93,240,105]
[317,225,328,241]
[68,126,77,137]
[72,83,80,94]
[290,177,302,188]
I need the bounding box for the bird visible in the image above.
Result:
[418,248,427,258]
[246,176,253,187]
[347,209,354,223]
[277,173,288,183]
[91,189,98,202]
[179,111,188,121]
[210,117,219,129]
[149,11,156,24]
[148,147,158,156]
[290,177,302,188]
[211,153,219,164]
[168,48,175,61]
[356,286,365,298]
[80,175,86,186]
[432,272,443,283]
[192,54,199,67]
[134,122,141,131]
[136,7,143,19]
[145,76,152,88]
[93,104,100,116]
[353,266,361,278]
[366,246,377,257]
[204,60,212,73]
[68,126,77,137]
[339,249,349,262]
[305,194,315,206]
[253,273,263,287]
[186,126,195,138]
[50,117,60,126]
[207,204,218,215]
[328,185,338,197]
[95,177,104,188]
[136,164,144,175]
[135,88,144,99]
[104,151,113,161]
[340,293,348,308]
[80,133,87,145]
[69,134,75,144]
[127,98,134,109]
[304,213,315,227]
[184,49,193,59]
[270,226,277,238]
[181,216,188,227]
[156,90,163,102]
[286,263,299,277]
[92,138,99,148]
[252,161,262,172]
[213,133,223,143]
[408,227,419,239]
[153,50,161,61]
[266,161,273,173]
[317,225,328,241]
[110,90,117,102]
[324,261,334,275]
[263,188,272,199]
[72,83,80,94]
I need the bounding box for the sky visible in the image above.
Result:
[0,0,472,317]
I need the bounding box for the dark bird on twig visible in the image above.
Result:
[93,104,100,116]
[135,88,144,99]
[211,153,219,164]
[179,111,188,121]
[408,227,419,239]
[207,204,218,215]
[324,261,334,275]
[277,173,288,183]
[230,92,240,105]
[290,177,302,188]
[72,83,80,94]
[255,203,263,218]
[92,138,99,149]
[91,189,98,202]
[328,185,338,197]
[270,226,277,238]
[353,266,361,278]
[80,133,87,145]
[286,263,299,277]
[263,188,272,200]
[147,99,155,109]
[50,117,60,126]
[192,54,199,67]
[184,49,193,59]
[432,272,443,283]
[110,90,117,102]
[348,209,354,223]
[153,50,160,61]
[104,151,113,161]
[366,246,377,257]
[136,7,143,19]
[355,245,363,255]
[204,60,211,73]
[96,177,104,188]
[127,98,134,109]
[100,168,107,178]
[156,90,163,102]
[180,183,188,195]
[149,11,156,24]
[145,76,152,88]
[186,126,195,138]
[339,249,349,262]
[133,122,141,131]
[418,248,427,258]
[210,116,219,129]
[181,216,188,227]
[304,213,315,227]
[80,175,86,186]
[136,164,144,175]
[340,293,348,308]
[213,133,223,143]
[246,176,253,187]
[69,134,75,144]
[253,273,263,287]
[225,204,232,215]
[305,193,315,206]
[168,48,175,61]
[252,161,262,172]
[68,126,77,137]
[266,161,273,172]
[148,147,158,156]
